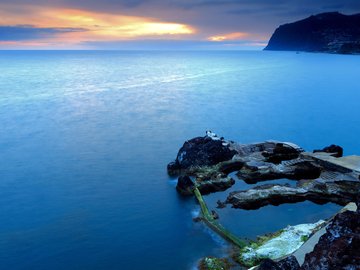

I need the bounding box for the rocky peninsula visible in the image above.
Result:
[264,12,360,54]
[168,132,360,269]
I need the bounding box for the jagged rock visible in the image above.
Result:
[301,208,360,270]
[257,258,280,270]
[196,176,235,195]
[167,133,237,175]
[257,256,300,270]
[265,12,360,54]
[218,160,244,174]
[169,133,360,270]
[262,143,302,164]
[277,256,301,270]
[313,144,343,157]
[176,175,194,196]
[216,200,226,209]
[169,133,359,206]
[236,160,321,184]
[226,179,360,210]
[256,207,360,270]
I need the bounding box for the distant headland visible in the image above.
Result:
[264,12,360,54]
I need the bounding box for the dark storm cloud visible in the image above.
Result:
[0,25,87,41]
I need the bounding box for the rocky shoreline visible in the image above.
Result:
[168,132,360,269]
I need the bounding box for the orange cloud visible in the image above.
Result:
[208,32,249,42]
[0,4,195,47]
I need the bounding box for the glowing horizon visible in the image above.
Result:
[0,1,357,49]
[0,5,197,48]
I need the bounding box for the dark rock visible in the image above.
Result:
[338,41,360,54]
[218,160,245,174]
[257,258,280,270]
[257,256,300,270]
[237,160,321,184]
[211,210,219,220]
[216,200,227,209]
[278,256,301,270]
[265,12,360,54]
[197,177,235,195]
[226,179,360,210]
[313,144,343,157]
[301,209,360,270]
[292,162,322,179]
[176,175,194,196]
[167,161,180,176]
[167,134,237,175]
[193,216,203,222]
[262,143,302,164]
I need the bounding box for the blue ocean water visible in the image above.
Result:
[0,51,359,270]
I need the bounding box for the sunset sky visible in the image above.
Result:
[0,0,359,50]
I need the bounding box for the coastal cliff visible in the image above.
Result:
[264,12,360,54]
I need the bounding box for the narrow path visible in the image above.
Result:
[193,187,246,248]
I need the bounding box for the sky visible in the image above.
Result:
[0,0,359,50]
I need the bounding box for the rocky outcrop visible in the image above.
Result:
[264,12,360,54]
[301,201,360,270]
[170,133,360,270]
[313,144,343,157]
[196,176,235,195]
[257,256,300,270]
[262,143,301,164]
[236,159,321,184]
[170,134,360,270]
[255,201,360,270]
[176,175,195,196]
[168,132,308,196]
[167,131,237,176]
[226,178,360,210]
[169,132,360,203]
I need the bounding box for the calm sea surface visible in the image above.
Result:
[0,51,359,270]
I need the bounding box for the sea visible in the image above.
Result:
[0,50,359,270]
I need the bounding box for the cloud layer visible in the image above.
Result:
[0,0,359,49]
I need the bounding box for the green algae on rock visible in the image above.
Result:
[237,220,325,268]
[198,257,231,270]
